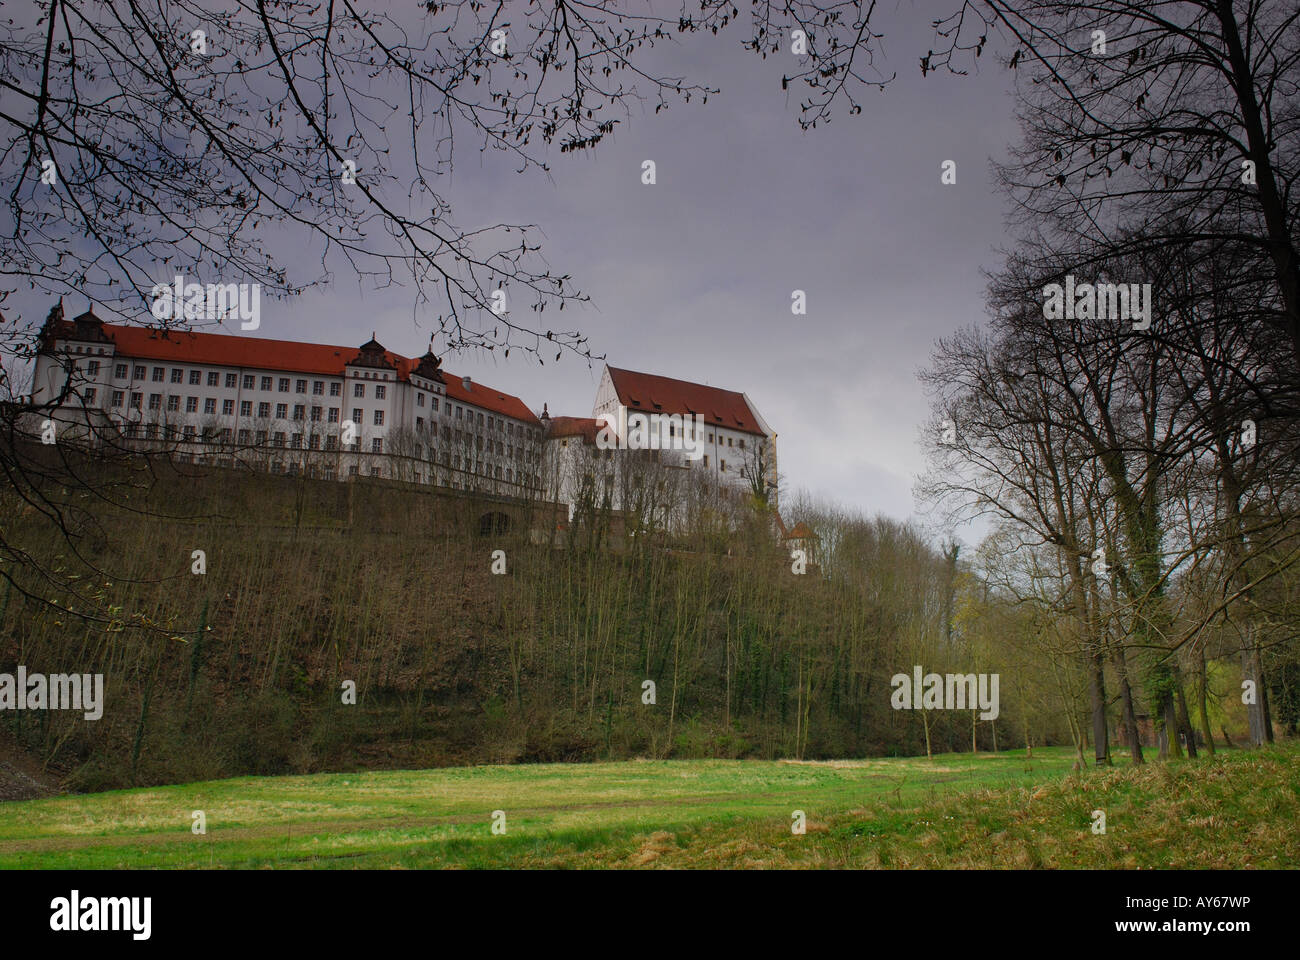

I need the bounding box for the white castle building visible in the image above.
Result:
[27,302,778,518]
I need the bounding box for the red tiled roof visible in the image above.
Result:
[545,416,612,443]
[444,375,538,426]
[606,366,765,436]
[58,320,538,426]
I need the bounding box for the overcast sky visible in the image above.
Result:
[16,4,1023,537]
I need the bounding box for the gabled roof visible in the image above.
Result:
[43,319,539,426]
[606,366,766,436]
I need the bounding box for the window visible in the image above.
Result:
[477,412,484,426]
[240,400,252,417]
[703,455,709,467]
[223,399,234,415]
[112,390,124,406]
[275,403,288,419]
[291,433,302,448]
[167,395,180,412]
[375,385,386,400]
[85,388,97,404]
[278,377,290,392]
[183,396,196,413]
[272,432,285,447]
[309,435,321,450]
[207,372,219,387]
[372,438,383,454]
[189,370,202,385]
[348,465,358,477]
[416,417,424,429]
[114,363,127,379]
[171,369,183,383]
[134,365,146,380]
[488,416,495,430]
[258,402,271,418]
[328,408,339,423]
[329,382,340,397]
[296,379,307,394]
[311,406,322,422]
[238,429,251,445]
[352,408,362,424]
[131,392,143,409]
[153,367,165,382]
[261,376,273,391]
[183,425,196,439]
[221,428,233,443]
[431,397,439,412]
[145,424,158,439]
[326,436,338,451]
[243,375,255,390]
[204,398,217,415]
[417,393,425,407]
[255,430,267,445]
[373,410,384,426]
[226,373,238,389]
[313,381,324,395]
[720,459,726,472]
[727,437,733,447]
[353,383,365,398]
[293,405,304,421]
[739,439,746,449]
[456,406,462,420]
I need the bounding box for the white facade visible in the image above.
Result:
[590,365,777,505]
[29,304,544,494]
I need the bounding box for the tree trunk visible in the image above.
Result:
[1197,645,1215,757]
[1089,647,1110,765]
[1112,644,1144,765]
[1172,664,1198,758]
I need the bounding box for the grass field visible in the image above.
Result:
[0,744,1295,868]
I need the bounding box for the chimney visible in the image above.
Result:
[462,376,472,392]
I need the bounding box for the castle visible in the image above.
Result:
[27,302,779,522]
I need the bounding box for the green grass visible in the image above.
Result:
[1,744,1295,868]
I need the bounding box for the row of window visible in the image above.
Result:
[81,370,536,437]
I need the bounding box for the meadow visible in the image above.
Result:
[2,743,1295,869]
